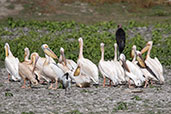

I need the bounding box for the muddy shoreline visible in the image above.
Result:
[0,67,170,114]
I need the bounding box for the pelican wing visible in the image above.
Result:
[78,58,99,84]
[66,59,77,70]
[126,60,144,86]
[99,61,118,84]
[111,61,125,82]
[50,63,65,80]
[5,57,21,81]
[145,58,160,81]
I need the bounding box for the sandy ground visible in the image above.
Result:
[0,67,170,114]
[0,0,23,19]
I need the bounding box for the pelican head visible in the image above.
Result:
[141,41,153,54]
[117,24,122,28]
[4,43,10,57]
[41,44,58,59]
[119,53,126,62]
[60,47,64,54]
[59,47,66,64]
[24,47,29,59]
[114,43,117,48]
[78,37,83,46]
[100,43,104,47]
[100,42,104,50]
[131,45,136,58]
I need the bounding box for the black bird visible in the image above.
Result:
[61,72,71,94]
[115,24,126,54]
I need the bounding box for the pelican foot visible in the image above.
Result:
[21,86,26,89]
[52,87,57,90]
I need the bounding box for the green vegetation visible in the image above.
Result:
[21,111,35,114]
[113,101,128,112]
[65,110,82,114]
[131,95,142,101]
[5,92,13,97]
[0,19,171,67]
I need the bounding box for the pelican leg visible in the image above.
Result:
[8,73,10,82]
[150,80,154,85]
[103,76,106,87]
[144,80,148,88]
[5,73,10,83]
[28,81,32,88]
[108,80,112,87]
[128,79,134,88]
[21,79,26,89]
[52,79,58,90]
[48,82,53,89]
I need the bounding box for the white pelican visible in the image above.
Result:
[119,54,143,87]
[130,45,146,84]
[98,43,118,87]
[41,44,65,89]
[68,64,91,88]
[4,43,21,81]
[23,48,50,83]
[110,43,126,84]
[133,50,158,87]
[58,47,77,73]
[19,55,39,88]
[141,41,164,84]
[77,37,99,84]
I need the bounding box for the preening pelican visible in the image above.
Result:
[133,50,158,87]
[19,55,39,88]
[58,47,77,72]
[4,43,21,81]
[41,44,64,89]
[130,45,146,84]
[77,37,99,84]
[115,24,126,54]
[98,43,118,87]
[141,41,164,84]
[22,48,50,83]
[119,54,143,87]
[68,64,91,88]
[110,43,126,84]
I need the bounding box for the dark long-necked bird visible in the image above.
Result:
[115,24,126,54]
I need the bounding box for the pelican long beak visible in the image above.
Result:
[74,65,81,76]
[122,60,130,73]
[141,45,150,54]
[137,55,146,68]
[32,56,39,73]
[24,51,27,60]
[5,46,8,57]
[131,49,135,58]
[44,47,58,59]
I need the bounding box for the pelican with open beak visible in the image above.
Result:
[141,41,164,84]
[41,44,64,89]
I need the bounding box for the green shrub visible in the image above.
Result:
[0,19,170,67]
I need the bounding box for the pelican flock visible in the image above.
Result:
[4,37,164,90]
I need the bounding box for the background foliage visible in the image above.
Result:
[0,19,170,67]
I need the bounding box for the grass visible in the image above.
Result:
[21,111,35,114]
[113,101,128,112]
[5,92,13,97]
[64,110,82,114]
[131,95,142,101]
